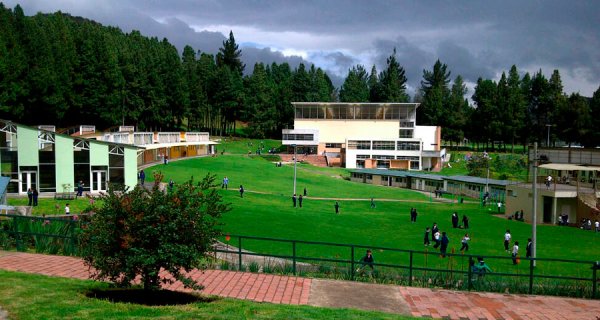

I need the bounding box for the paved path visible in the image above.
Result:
[1,251,600,319]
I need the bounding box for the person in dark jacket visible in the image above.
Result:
[526,238,532,258]
[440,232,450,257]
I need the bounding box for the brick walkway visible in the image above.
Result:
[1,251,600,319]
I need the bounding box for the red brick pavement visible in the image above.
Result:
[1,251,600,319]
[0,252,311,305]
[400,286,600,320]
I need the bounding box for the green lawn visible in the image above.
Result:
[217,138,282,155]
[0,270,411,319]
[146,155,599,278]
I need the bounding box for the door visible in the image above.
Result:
[19,171,37,194]
[543,196,553,223]
[91,170,107,192]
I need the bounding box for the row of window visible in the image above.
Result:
[294,105,416,120]
[347,140,421,151]
[282,134,315,141]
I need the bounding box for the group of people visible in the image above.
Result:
[503,230,533,264]
[558,213,570,226]
[26,188,39,206]
[579,218,599,231]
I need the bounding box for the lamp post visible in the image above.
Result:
[546,124,552,147]
[292,144,297,195]
[532,142,538,267]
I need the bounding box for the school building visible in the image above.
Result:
[0,120,216,196]
[282,103,445,171]
[349,168,516,201]
[504,148,600,225]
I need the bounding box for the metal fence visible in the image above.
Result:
[216,235,599,299]
[0,214,82,255]
[0,217,597,299]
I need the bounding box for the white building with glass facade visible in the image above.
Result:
[282,103,445,170]
[0,120,139,195]
[0,120,217,195]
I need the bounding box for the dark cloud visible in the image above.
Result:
[5,0,600,95]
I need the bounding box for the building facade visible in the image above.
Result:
[282,102,445,170]
[0,120,138,195]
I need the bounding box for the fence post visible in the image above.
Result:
[13,216,21,251]
[467,256,473,290]
[292,241,296,275]
[593,262,598,299]
[350,246,355,280]
[238,236,243,271]
[409,251,413,286]
[529,258,535,295]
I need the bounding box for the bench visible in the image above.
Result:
[54,192,76,200]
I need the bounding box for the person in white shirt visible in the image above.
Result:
[504,230,511,252]
[546,175,553,189]
[595,220,599,232]
[460,233,470,252]
[65,203,70,215]
[512,241,519,264]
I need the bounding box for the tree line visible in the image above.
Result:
[1,4,599,146]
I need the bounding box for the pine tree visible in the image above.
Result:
[339,65,369,102]
[216,31,245,76]
[378,48,409,102]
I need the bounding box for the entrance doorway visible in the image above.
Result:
[543,196,553,223]
[91,170,107,192]
[19,171,37,194]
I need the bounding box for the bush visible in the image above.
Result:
[80,173,230,291]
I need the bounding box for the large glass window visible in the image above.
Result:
[397,141,421,150]
[109,154,125,185]
[399,129,414,138]
[384,106,400,119]
[347,141,371,150]
[372,141,395,150]
[282,133,314,141]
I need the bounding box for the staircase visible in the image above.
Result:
[577,192,600,221]
[279,154,329,167]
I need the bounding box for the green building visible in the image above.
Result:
[0,120,139,195]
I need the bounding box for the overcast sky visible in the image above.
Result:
[6,0,600,97]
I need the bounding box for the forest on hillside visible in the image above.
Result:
[1,4,599,148]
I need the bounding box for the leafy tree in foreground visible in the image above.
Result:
[80,173,230,291]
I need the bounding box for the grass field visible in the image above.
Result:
[0,270,411,320]
[137,155,600,279]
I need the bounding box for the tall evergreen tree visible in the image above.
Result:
[418,59,451,125]
[445,75,470,146]
[339,65,369,102]
[378,48,409,102]
[216,31,245,76]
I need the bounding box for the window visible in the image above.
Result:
[373,155,394,169]
[384,106,400,119]
[325,143,342,148]
[399,121,414,128]
[282,133,314,141]
[399,129,413,138]
[372,141,395,150]
[397,141,420,151]
[347,141,371,150]
[410,161,420,170]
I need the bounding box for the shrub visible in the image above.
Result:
[80,173,230,291]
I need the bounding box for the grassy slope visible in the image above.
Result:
[0,270,411,320]
[145,155,598,276]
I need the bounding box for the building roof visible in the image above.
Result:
[292,102,420,108]
[443,175,519,186]
[349,169,518,185]
[0,176,9,196]
[349,169,444,181]
[539,163,600,171]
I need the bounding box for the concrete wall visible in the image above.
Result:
[16,126,38,167]
[124,147,138,189]
[295,120,399,142]
[89,142,109,166]
[55,135,74,192]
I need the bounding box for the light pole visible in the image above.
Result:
[546,124,552,147]
[532,142,538,266]
[292,144,297,195]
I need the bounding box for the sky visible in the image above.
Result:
[6,0,600,98]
